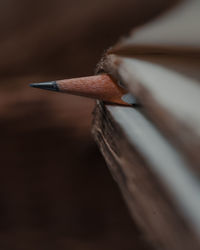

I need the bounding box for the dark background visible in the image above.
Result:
[0,1,175,249]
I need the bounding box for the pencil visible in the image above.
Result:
[29,74,136,105]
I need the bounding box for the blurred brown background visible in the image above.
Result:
[0,0,175,249]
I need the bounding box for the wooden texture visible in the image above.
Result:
[57,74,129,105]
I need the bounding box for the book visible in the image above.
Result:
[92,0,200,249]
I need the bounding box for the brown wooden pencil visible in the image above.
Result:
[30,74,136,105]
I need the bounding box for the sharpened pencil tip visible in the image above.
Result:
[29,81,59,91]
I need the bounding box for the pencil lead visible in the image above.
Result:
[29,81,59,92]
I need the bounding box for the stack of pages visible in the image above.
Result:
[92,1,200,249]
